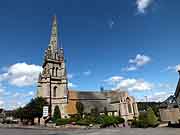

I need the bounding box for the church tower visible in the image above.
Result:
[37,16,68,117]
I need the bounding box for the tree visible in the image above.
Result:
[53,105,61,122]
[91,107,99,117]
[104,107,108,116]
[146,107,158,127]
[15,97,48,125]
[76,102,84,118]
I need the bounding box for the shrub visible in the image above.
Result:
[55,118,70,126]
[76,119,90,126]
[132,107,159,128]
[53,105,61,122]
[146,107,158,127]
[114,116,125,124]
[96,115,124,128]
[76,102,84,118]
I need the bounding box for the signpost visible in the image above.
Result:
[43,106,49,117]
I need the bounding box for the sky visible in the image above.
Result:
[0,0,180,109]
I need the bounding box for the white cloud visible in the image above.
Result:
[136,0,153,14]
[68,82,77,88]
[104,76,123,85]
[13,91,34,98]
[0,62,42,87]
[115,78,153,91]
[148,91,173,102]
[67,74,73,79]
[164,64,180,72]
[122,66,137,72]
[104,76,153,92]
[122,54,151,72]
[129,54,151,66]
[83,70,91,76]
[0,100,4,107]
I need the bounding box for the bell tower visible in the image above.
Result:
[37,16,68,117]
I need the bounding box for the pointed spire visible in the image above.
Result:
[49,15,58,51]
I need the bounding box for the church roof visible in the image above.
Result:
[68,90,107,100]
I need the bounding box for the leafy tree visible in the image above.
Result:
[53,105,61,122]
[15,97,48,125]
[76,102,84,118]
[91,107,99,117]
[146,107,158,127]
[104,107,108,116]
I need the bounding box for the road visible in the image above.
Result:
[0,127,180,135]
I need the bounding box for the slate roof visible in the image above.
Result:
[68,90,118,113]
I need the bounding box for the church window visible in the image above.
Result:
[53,86,57,97]
[128,103,132,113]
[52,67,55,76]
[56,67,58,77]
[126,97,132,114]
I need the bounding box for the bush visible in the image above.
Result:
[114,116,125,124]
[132,107,159,128]
[55,118,70,126]
[146,107,158,127]
[76,119,90,126]
[96,115,124,128]
[53,105,61,122]
[132,119,148,128]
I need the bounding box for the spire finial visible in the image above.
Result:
[49,15,58,51]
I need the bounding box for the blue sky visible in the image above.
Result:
[0,0,180,109]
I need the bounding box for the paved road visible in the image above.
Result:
[0,127,180,135]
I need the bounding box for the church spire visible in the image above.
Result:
[49,15,58,51]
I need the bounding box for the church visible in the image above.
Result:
[37,16,139,121]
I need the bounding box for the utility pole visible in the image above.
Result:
[49,74,52,119]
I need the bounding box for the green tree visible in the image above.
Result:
[91,107,99,117]
[104,107,108,115]
[53,105,61,122]
[15,97,48,125]
[76,102,84,118]
[146,107,158,127]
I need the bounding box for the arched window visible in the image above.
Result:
[126,97,132,114]
[52,67,55,76]
[53,86,57,97]
[56,67,58,77]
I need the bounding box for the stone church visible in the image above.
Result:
[37,16,139,121]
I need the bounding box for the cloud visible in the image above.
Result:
[108,20,115,29]
[67,74,74,79]
[136,0,154,14]
[104,76,153,91]
[122,66,137,72]
[13,91,34,98]
[0,89,34,110]
[68,82,77,88]
[148,91,173,102]
[164,64,180,72]
[83,70,91,76]
[129,54,151,66]
[115,78,153,91]
[0,62,42,87]
[122,54,151,72]
[0,100,4,107]
[104,76,123,85]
